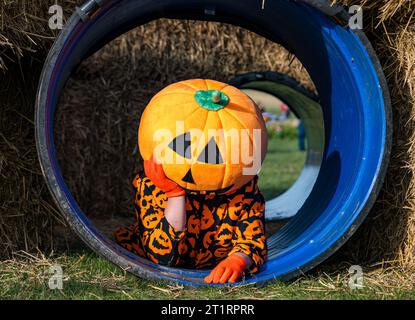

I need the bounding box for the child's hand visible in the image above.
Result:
[204,253,249,284]
[144,155,185,198]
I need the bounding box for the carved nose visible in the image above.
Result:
[182,168,195,184]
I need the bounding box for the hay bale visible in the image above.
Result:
[0,1,79,70]
[339,0,415,268]
[0,58,65,256]
[1,0,415,272]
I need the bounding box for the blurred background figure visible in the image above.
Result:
[279,102,290,121]
[262,112,278,125]
[298,120,306,151]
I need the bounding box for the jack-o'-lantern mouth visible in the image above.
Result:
[184,183,235,196]
[180,166,234,194]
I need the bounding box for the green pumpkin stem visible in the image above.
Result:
[194,89,230,111]
[211,91,222,103]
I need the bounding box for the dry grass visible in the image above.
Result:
[0,0,79,70]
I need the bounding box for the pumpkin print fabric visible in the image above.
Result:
[114,174,267,273]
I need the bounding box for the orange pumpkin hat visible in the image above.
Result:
[139,79,267,193]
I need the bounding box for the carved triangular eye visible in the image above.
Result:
[197,137,224,164]
[169,132,191,159]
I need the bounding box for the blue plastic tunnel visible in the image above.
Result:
[36,0,391,285]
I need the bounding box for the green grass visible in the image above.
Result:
[1,251,414,300]
[259,136,305,200]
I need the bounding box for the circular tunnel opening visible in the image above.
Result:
[36,0,391,285]
[230,71,324,223]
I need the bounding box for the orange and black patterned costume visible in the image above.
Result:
[114,174,267,272]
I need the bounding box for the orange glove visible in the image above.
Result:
[144,155,185,198]
[204,254,247,284]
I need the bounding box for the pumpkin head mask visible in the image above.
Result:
[139,79,267,193]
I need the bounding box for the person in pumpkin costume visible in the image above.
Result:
[114,79,268,284]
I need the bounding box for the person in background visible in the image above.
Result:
[298,120,306,151]
[279,102,290,121]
